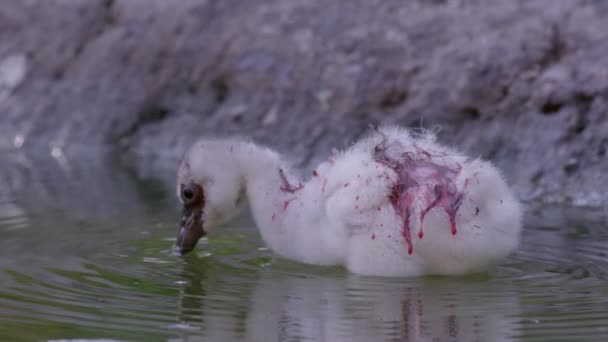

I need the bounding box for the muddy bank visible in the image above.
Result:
[1,0,607,205]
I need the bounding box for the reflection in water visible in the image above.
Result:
[0,201,27,231]
[0,151,153,222]
[243,273,519,342]
[172,257,521,341]
[0,150,607,341]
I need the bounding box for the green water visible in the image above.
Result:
[0,152,607,341]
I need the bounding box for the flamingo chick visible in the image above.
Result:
[175,126,522,277]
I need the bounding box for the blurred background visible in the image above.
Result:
[1,1,608,341]
[1,0,607,205]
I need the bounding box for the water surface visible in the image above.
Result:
[0,152,607,341]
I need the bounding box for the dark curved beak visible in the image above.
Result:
[175,205,206,255]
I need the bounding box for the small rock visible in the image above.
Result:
[0,54,28,103]
[225,104,247,120]
[316,89,333,111]
[262,104,279,126]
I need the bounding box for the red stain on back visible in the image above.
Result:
[374,138,464,254]
[283,198,296,210]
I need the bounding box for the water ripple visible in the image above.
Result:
[0,155,607,341]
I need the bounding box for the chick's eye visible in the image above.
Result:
[181,184,198,203]
[183,188,194,200]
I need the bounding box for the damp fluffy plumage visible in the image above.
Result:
[175,126,522,277]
